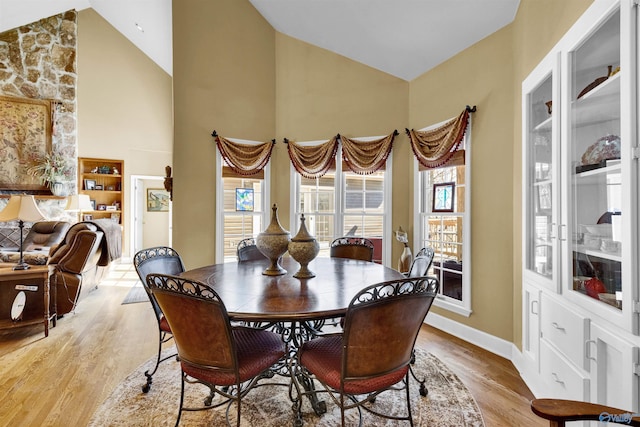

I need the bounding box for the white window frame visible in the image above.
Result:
[215,141,271,263]
[290,139,392,266]
[413,119,472,317]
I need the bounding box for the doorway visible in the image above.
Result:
[130,175,172,257]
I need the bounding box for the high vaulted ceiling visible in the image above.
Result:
[0,0,520,81]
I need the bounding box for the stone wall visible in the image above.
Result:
[0,10,78,194]
[0,10,78,220]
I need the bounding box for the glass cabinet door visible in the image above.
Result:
[564,4,630,323]
[523,53,560,291]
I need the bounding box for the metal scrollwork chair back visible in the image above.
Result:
[405,247,435,278]
[146,273,286,427]
[237,237,267,262]
[402,246,436,396]
[295,275,439,426]
[329,237,375,262]
[133,246,186,393]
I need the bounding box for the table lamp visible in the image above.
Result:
[0,195,46,270]
[65,194,92,222]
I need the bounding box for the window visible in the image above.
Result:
[292,147,391,264]
[216,151,270,263]
[415,124,471,316]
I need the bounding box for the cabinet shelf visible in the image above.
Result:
[571,73,620,127]
[534,116,553,132]
[573,161,621,185]
[81,173,123,179]
[86,210,122,214]
[83,190,122,194]
[78,157,124,227]
[573,246,622,262]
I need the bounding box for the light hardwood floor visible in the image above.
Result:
[0,262,546,427]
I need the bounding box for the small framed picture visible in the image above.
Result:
[536,183,552,214]
[432,182,455,213]
[147,188,170,212]
[235,188,254,212]
[83,214,93,221]
[84,179,96,190]
[106,205,117,211]
[95,184,103,190]
[90,199,96,210]
[106,185,115,191]
[97,204,107,211]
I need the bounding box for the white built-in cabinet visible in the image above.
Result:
[521,0,639,412]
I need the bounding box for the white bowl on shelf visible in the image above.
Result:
[581,224,612,238]
[582,234,601,249]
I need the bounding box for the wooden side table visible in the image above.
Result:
[0,266,54,337]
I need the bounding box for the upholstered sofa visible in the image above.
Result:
[0,221,70,265]
[48,220,122,316]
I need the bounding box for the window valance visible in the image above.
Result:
[286,130,397,178]
[406,108,470,169]
[286,136,340,179]
[214,133,275,176]
[340,131,397,175]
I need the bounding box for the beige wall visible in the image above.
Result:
[172,0,595,345]
[409,27,516,340]
[273,34,409,231]
[172,0,276,268]
[77,9,173,257]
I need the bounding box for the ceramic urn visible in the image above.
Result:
[256,204,290,276]
[288,213,320,279]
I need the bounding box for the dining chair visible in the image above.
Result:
[133,246,186,393]
[404,247,435,278]
[329,237,374,262]
[236,237,266,261]
[531,398,640,426]
[402,246,436,396]
[146,273,287,427]
[294,275,439,426]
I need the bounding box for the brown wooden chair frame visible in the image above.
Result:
[329,237,375,262]
[531,398,640,426]
[146,273,287,427]
[133,246,186,393]
[293,276,439,426]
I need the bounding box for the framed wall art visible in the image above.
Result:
[235,188,254,212]
[0,95,52,191]
[432,182,455,213]
[147,188,170,212]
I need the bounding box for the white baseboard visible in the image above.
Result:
[425,312,514,360]
[425,313,547,397]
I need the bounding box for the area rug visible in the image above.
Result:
[121,283,149,305]
[89,347,484,426]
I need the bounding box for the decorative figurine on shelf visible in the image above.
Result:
[164,165,173,201]
[395,226,412,274]
[112,167,119,175]
[91,167,98,173]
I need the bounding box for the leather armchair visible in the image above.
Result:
[48,222,105,316]
[23,221,70,251]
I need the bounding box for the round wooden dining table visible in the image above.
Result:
[180,256,404,322]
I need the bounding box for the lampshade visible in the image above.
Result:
[0,195,46,223]
[65,194,92,212]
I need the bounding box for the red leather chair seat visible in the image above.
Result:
[300,335,409,395]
